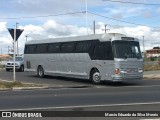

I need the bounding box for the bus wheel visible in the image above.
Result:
[37,66,45,78]
[6,68,10,71]
[90,70,101,84]
[19,65,24,72]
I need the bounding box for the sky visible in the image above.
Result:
[0,0,160,54]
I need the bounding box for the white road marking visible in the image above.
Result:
[1,102,160,111]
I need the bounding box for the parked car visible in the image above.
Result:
[5,56,24,72]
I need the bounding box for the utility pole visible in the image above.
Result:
[7,24,23,82]
[16,23,19,56]
[13,23,18,82]
[8,46,10,55]
[85,0,88,34]
[142,36,145,58]
[102,24,110,33]
[93,20,96,34]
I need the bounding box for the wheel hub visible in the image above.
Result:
[93,72,101,82]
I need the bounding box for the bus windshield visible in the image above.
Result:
[112,40,142,59]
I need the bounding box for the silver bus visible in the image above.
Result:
[24,33,143,84]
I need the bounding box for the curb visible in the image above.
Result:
[0,78,92,91]
[143,75,160,79]
[1,74,160,91]
[0,88,12,91]
[11,85,91,91]
[143,74,160,79]
[12,86,49,90]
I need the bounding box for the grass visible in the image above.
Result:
[0,65,4,69]
[144,64,160,71]
[0,81,43,89]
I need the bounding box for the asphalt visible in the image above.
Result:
[0,70,159,91]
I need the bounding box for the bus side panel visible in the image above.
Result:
[24,54,37,74]
[92,60,115,81]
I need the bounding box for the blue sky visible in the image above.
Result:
[0,0,160,54]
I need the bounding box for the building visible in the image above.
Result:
[0,54,11,59]
[146,47,160,58]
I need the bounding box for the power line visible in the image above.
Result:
[0,11,86,20]
[102,0,160,6]
[0,10,158,30]
[88,11,160,28]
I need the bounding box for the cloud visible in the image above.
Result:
[157,7,160,15]
[3,0,84,16]
[0,20,158,54]
[21,20,90,39]
[104,6,147,20]
[0,22,12,44]
[15,20,92,54]
[142,11,152,19]
[95,22,160,50]
[0,22,7,31]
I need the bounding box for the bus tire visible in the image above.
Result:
[6,68,10,71]
[90,69,101,84]
[37,66,45,78]
[19,65,24,72]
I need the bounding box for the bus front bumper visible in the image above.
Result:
[112,73,143,82]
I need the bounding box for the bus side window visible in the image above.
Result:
[76,42,84,53]
[36,44,48,53]
[93,43,105,60]
[67,42,75,52]
[83,42,91,52]
[105,43,114,60]
[24,45,28,54]
[61,42,75,53]
[26,45,36,54]
[48,43,61,53]
[75,41,92,53]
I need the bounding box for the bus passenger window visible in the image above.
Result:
[36,44,48,53]
[93,44,105,60]
[83,42,91,52]
[105,45,114,60]
[61,42,75,53]
[76,42,84,52]
[48,43,60,53]
[26,45,36,54]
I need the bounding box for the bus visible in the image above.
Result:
[24,33,143,84]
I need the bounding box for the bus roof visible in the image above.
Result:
[25,33,129,45]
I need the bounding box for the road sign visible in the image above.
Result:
[8,28,24,41]
[8,26,24,82]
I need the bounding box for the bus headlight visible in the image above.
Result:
[115,68,120,75]
[120,68,126,73]
[138,68,143,73]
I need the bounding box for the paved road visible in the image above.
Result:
[0,85,160,120]
[1,70,160,90]
[0,70,160,120]
[0,70,92,86]
[0,85,160,111]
